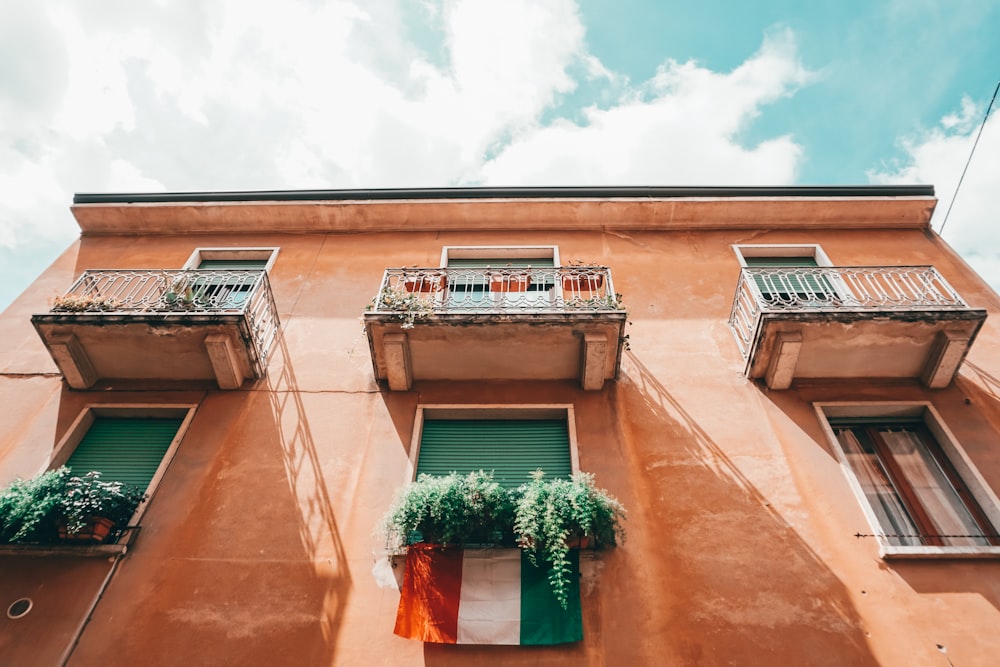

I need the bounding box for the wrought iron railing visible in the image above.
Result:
[44,269,280,376]
[728,266,971,358]
[369,266,621,319]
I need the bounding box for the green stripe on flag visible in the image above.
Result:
[520,550,583,645]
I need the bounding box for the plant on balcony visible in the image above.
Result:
[381,471,516,550]
[59,471,146,542]
[0,467,146,545]
[376,287,434,329]
[161,274,203,308]
[514,471,626,609]
[50,294,118,312]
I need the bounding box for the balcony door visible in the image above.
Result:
[743,255,839,305]
[445,257,556,310]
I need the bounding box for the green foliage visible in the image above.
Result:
[0,468,68,543]
[514,470,626,609]
[380,469,626,609]
[0,467,146,545]
[377,287,433,329]
[382,471,516,550]
[61,471,147,536]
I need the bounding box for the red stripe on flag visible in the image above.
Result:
[394,545,464,643]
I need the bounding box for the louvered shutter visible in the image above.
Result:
[65,417,182,491]
[744,256,833,300]
[417,419,571,488]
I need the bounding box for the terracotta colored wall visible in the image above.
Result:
[2,212,1000,666]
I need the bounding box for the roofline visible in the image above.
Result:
[73,185,935,205]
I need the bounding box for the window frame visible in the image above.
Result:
[407,405,580,484]
[439,246,560,267]
[732,244,833,267]
[733,244,851,304]
[48,404,197,532]
[815,401,1000,558]
[438,246,562,308]
[181,247,279,271]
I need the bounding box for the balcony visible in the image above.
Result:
[32,270,280,390]
[729,266,986,389]
[363,266,627,390]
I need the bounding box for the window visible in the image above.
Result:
[396,406,584,646]
[410,406,578,485]
[51,405,195,530]
[182,247,278,308]
[441,246,559,310]
[818,403,1000,556]
[735,245,838,304]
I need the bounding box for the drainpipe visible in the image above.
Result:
[57,549,126,667]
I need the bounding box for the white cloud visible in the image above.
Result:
[869,96,1000,289]
[479,30,811,185]
[0,0,818,309]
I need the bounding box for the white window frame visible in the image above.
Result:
[439,246,560,267]
[48,404,197,531]
[732,244,833,267]
[407,405,580,483]
[815,401,1000,558]
[182,247,279,270]
[733,244,855,304]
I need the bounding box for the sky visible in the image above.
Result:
[1,0,998,312]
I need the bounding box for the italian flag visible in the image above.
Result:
[394,545,583,645]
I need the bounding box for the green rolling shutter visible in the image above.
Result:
[197,259,269,269]
[417,419,571,488]
[65,417,183,491]
[744,256,833,300]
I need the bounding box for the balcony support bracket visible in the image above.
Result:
[384,333,413,391]
[205,334,245,390]
[765,331,803,390]
[48,333,97,389]
[921,330,970,389]
[581,333,609,391]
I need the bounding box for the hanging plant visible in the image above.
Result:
[514,471,626,609]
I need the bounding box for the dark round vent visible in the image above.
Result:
[7,598,32,619]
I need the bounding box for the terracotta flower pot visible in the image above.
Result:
[490,275,530,292]
[403,275,447,293]
[561,275,604,291]
[57,516,116,544]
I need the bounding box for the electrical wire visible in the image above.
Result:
[939,80,1000,234]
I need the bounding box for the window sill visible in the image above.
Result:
[0,527,138,557]
[880,545,1000,559]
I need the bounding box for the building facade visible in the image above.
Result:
[1,186,1000,665]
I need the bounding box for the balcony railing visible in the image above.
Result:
[729,266,972,359]
[370,266,620,320]
[42,269,280,377]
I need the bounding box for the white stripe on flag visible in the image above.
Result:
[457,549,521,644]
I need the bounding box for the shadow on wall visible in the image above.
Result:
[412,354,879,666]
[56,333,353,666]
[265,333,353,655]
[759,366,1000,618]
[612,351,879,666]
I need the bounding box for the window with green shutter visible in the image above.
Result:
[744,255,835,302]
[65,417,183,492]
[416,419,572,488]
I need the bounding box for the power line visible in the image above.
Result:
[939,80,1000,235]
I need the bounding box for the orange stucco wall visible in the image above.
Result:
[2,197,1000,666]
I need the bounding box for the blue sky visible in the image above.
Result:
[1,0,998,311]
